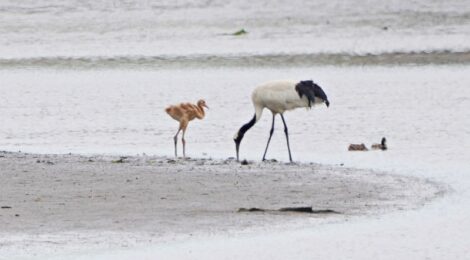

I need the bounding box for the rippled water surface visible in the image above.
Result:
[0,66,468,167]
[1,0,469,62]
[0,0,469,161]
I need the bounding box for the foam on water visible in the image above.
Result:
[1,50,470,69]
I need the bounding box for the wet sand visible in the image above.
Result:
[0,151,444,258]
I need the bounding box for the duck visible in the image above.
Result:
[371,137,387,151]
[348,143,368,151]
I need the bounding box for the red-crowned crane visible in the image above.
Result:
[233,80,329,162]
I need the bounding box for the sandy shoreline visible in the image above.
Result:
[0,151,444,258]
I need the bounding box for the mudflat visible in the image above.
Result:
[0,151,443,256]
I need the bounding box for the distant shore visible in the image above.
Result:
[0,151,444,258]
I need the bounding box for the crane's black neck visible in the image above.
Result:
[235,114,256,143]
[234,114,257,161]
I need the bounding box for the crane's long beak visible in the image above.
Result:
[325,100,330,107]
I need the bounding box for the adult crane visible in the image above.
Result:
[233,80,329,162]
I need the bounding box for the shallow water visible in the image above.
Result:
[0,66,469,169]
[1,0,469,60]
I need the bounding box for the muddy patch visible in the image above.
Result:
[0,151,445,256]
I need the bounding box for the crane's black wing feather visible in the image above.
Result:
[313,83,329,107]
[295,80,330,107]
[295,80,316,107]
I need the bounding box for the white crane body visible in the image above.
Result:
[252,80,325,119]
[234,79,330,162]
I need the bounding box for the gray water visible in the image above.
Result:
[0,0,469,160]
[1,0,469,67]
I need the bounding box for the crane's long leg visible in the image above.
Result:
[280,114,293,162]
[262,114,276,161]
[173,128,181,158]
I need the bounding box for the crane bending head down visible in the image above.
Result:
[233,80,329,162]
